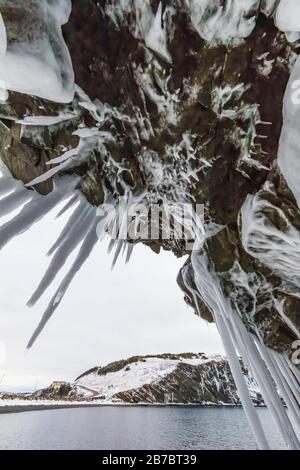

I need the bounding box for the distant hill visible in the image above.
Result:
[31,353,263,406]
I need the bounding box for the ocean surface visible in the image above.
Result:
[0,406,285,450]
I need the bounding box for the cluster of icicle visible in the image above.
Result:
[105,0,300,54]
[0,162,137,348]
[182,252,300,449]
[0,160,206,349]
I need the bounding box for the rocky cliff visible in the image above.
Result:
[29,353,263,405]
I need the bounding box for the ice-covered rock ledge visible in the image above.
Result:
[0,0,74,103]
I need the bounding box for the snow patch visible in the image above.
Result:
[0,0,74,103]
[76,356,224,399]
[276,0,300,33]
[186,0,259,45]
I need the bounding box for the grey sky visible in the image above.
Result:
[0,202,224,392]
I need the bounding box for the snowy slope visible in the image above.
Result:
[74,353,263,405]
[76,354,221,398]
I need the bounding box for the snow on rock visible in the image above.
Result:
[76,357,187,399]
[0,0,74,103]
[74,353,263,406]
[105,0,172,62]
[0,12,6,55]
[260,0,278,16]
[75,354,226,399]
[278,55,300,207]
[276,0,300,33]
[241,187,300,287]
[0,12,7,101]
[187,0,259,44]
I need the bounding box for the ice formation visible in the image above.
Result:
[0,1,74,103]
[278,55,300,207]
[187,0,260,44]
[241,188,300,287]
[0,0,300,451]
[181,252,300,450]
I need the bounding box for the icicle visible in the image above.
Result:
[228,312,300,449]
[27,217,99,349]
[190,251,270,449]
[266,349,300,432]
[231,330,289,447]
[181,264,204,318]
[0,188,33,218]
[287,361,300,384]
[287,359,300,385]
[125,243,134,264]
[275,353,300,406]
[107,237,117,255]
[111,240,125,270]
[255,340,300,446]
[25,160,70,187]
[47,199,88,256]
[27,206,96,307]
[56,193,80,219]
[215,313,269,449]
[0,177,78,250]
[110,201,131,268]
[189,250,300,449]
[0,178,16,198]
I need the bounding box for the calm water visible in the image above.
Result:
[0,406,285,450]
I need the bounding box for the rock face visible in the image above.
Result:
[0,1,299,383]
[29,353,263,406]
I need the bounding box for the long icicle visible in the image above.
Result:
[0,177,78,250]
[47,199,89,256]
[0,178,18,198]
[278,354,300,405]
[191,251,270,449]
[0,188,33,218]
[27,206,96,307]
[228,312,300,449]
[27,215,99,349]
[256,343,300,440]
[56,193,80,219]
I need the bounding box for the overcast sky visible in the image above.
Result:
[0,201,224,392]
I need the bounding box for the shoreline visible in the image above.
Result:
[0,401,266,415]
